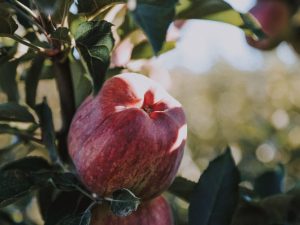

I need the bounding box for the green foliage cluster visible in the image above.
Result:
[0,0,297,225]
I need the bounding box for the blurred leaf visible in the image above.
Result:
[50,172,83,191]
[69,56,92,108]
[131,40,176,59]
[44,191,91,225]
[38,186,56,221]
[254,165,284,198]
[131,0,177,53]
[188,148,240,225]
[176,0,264,39]
[0,170,38,208]
[35,99,59,164]
[77,0,124,14]
[0,8,18,36]
[0,156,51,172]
[56,208,92,225]
[0,45,17,64]
[34,0,73,23]
[231,201,270,225]
[25,56,45,108]
[51,27,71,44]
[117,13,139,40]
[75,20,114,94]
[110,188,140,217]
[168,176,196,202]
[288,194,300,224]
[0,103,35,123]
[0,60,19,102]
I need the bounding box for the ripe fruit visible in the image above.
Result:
[91,196,174,225]
[246,0,291,50]
[68,73,187,200]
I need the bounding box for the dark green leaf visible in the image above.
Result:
[254,165,284,198]
[188,147,240,225]
[0,8,18,36]
[0,45,17,64]
[231,201,270,225]
[131,0,177,53]
[25,56,45,108]
[34,0,73,23]
[110,189,140,217]
[45,191,91,225]
[50,173,82,191]
[0,170,36,208]
[51,27,71,44]
[0,103,35,123]
[75,20,114,94]
[38,186,56,221]
[0,60,19,102]
[168,176,196,202]
[57,209,92,225]
[0,156,51,172]
[35,99,59,164]
[69,56,92,108]
[176,0,264,39]
[77,0,124,14]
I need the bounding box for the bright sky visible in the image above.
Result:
[158,0,299,74]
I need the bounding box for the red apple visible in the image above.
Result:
[246,0,291,50]
[68,73,187,200]
[91,196,174,225]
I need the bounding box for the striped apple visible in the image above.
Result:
[68,73,187,200]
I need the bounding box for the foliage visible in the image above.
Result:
[0,0,300,224]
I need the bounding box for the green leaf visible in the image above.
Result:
[176,0,264,39]
[0,60,19,102]
[57,209,92,225]
[0,156,51,172]
[168,176,196,202]
[35,99,59,164]
[131,40,176,59]
[131,0,178,54]
[69,56,92,108]
[188,147,240,225]
[50,173,83,191]
[34,0,73,23]
[25,56,45,108]
[0,103,35,123]
[0,170,37,208]
[231,201,270,225]
[110,189,140,217]
[0,8,18,36]
[0,46,17,65]
[75,20,114,94]
[254,165,284,198]
[77,0,124,14]
[51,27,71,44]
[44,191,91,225]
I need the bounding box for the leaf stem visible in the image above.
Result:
[8,2,49,37]
[9,0,39,20]
[5,34,42,52]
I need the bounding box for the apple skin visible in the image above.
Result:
[91,196,173,225]
[68,73,187,200]
[246,0,291,50]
